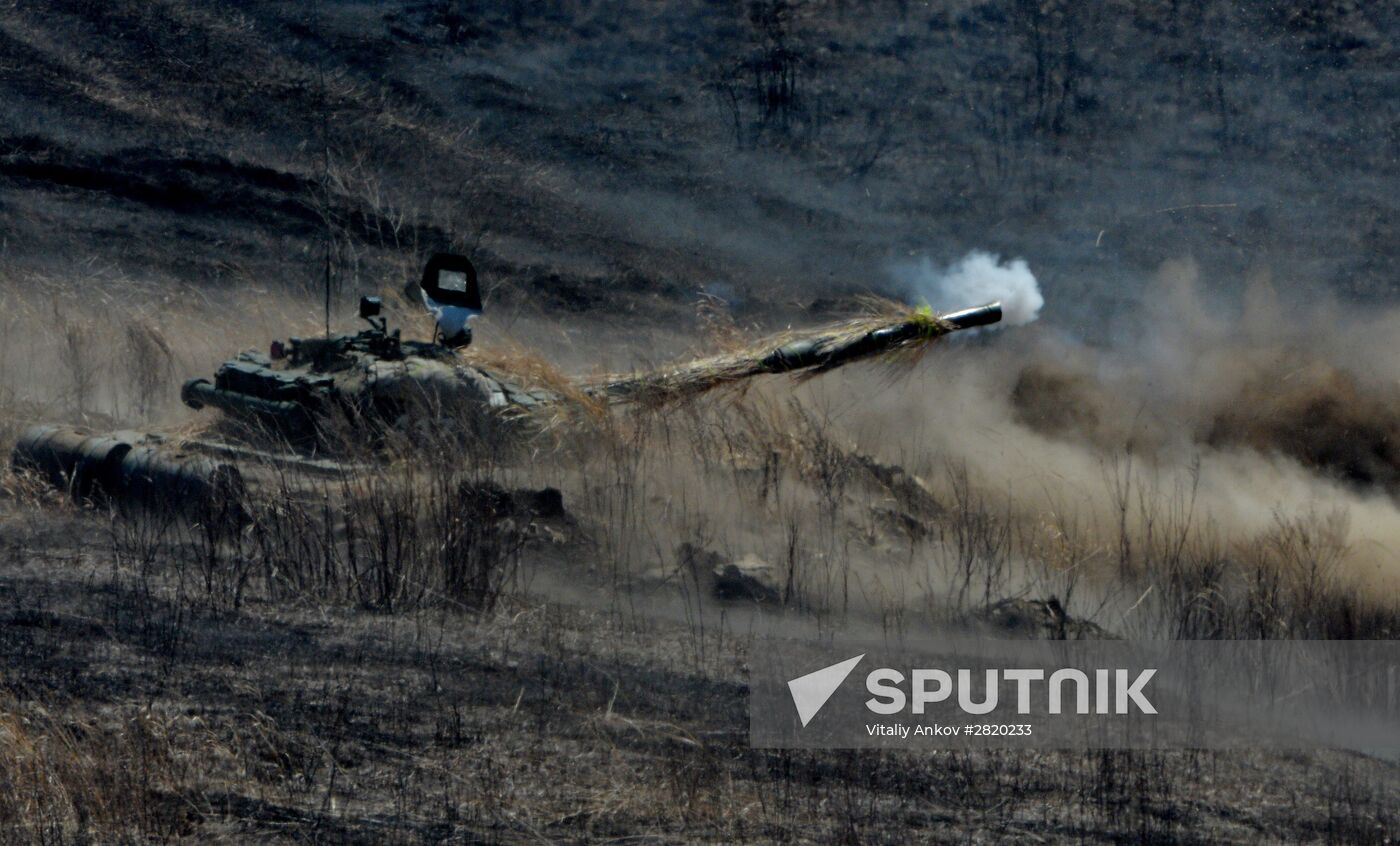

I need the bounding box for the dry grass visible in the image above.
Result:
[586,301,954,408]
[3,264,1398,644]
[5,0,1400,838]
[456,335,609,433]
[0,698,209,842]
[0,268,327,435]
[2,211,1399,846]
[0,539,1395,843]
[3,368,1400,841]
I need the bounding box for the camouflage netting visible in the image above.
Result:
[586,306,957,408]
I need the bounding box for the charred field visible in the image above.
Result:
[5,1,1400,843]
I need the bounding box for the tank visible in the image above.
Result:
[176,317,560,449]
[12,253,1001,508]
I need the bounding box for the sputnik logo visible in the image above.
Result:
[787,654,864,727]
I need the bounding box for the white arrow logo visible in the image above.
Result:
[787,654,865,727]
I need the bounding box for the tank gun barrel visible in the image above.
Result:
[941,302,1003,331]
[593,301,1002,405]
[757,301,1002,375]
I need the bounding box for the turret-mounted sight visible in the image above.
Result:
[359,295,385,332]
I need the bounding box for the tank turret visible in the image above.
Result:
[178,255,556,448]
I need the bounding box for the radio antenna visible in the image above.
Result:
[314,0,332,337]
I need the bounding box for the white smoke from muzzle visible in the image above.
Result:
[893,251,1043,326]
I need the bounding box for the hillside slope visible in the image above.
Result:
[4,1,1399,328]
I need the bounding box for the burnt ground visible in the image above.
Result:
[7,1,1400,843]
[6,1,1400,329]
[1,498,1398,844]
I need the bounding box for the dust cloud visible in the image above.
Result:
[850,257,1400,601]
